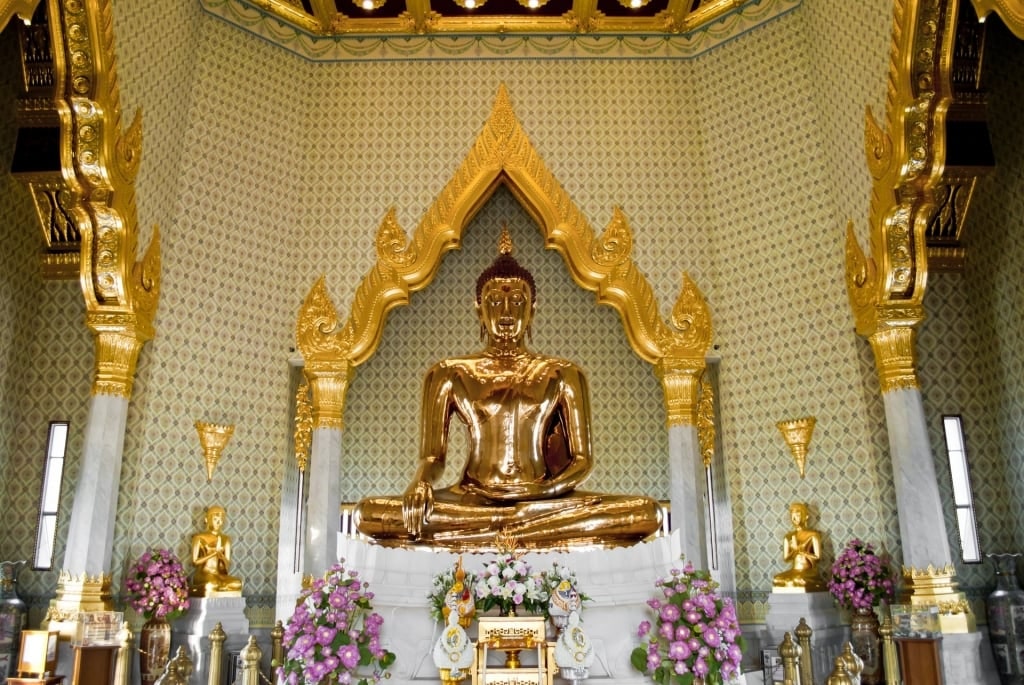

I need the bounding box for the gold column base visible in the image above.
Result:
[43,570,115,638]
[901,564,976,634]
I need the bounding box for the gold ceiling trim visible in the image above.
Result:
[202,0,800,60]
[0,0,38,30]
[297,84,711,381]
[972,0,1024,38]
[43,0,161,397]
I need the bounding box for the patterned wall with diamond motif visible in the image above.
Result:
[2,0,1022,621]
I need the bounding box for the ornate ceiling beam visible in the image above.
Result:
[14,0,161,398]
[846,0,992,390]
[0,0,39,30]
[972,0,1024,38]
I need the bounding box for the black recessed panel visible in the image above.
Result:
[946,120,995,168]
[437,0,573,19]
[595,0,668,18]
[11,127,60,174]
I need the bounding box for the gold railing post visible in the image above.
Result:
[880,617,900,685]
[209,622,226,685]
[271,620,284,670]
[795,617,813,685]
[113,621,133,685]
[779,632,802,685]
[240,635,263,685]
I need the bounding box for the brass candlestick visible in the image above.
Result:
[776,417,816,478]
[195,421,234,483]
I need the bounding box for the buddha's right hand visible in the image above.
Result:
[402,480,434,538]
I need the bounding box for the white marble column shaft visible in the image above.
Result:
[883,388,952,568]
[306,426,342,575]
[62,394,129,575]
[667,424,707,569]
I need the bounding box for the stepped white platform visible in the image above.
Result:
[282,532,685,685]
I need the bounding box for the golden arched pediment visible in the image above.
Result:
[296,85,711,426]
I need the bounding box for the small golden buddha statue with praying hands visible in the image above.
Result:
[189,505,243,597]
[354,226,663,550]
[772,502,827,592]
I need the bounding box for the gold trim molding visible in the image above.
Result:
[972,0,1024,38]
[296,85,712,428]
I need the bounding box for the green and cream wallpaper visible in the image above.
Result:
[1,0,1022,628]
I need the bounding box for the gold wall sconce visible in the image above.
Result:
[195,420,235,483]
[776,416,816,479]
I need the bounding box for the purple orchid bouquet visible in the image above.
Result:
[828,539,896,610]
[631,560,744,685]
[276,561,395,685]
[473,553,549,616]
[124,548,191,621]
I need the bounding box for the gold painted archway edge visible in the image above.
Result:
[295,85,712,428]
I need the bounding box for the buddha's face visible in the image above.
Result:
[478,277,534,343]
[207,508,225,531]
[790,506,808,527]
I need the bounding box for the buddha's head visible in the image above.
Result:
[206,505,227,531]
[475,227,536,344]
[788,502,809,528]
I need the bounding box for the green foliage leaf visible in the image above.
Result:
[631,647,649,672]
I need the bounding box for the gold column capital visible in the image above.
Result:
[304,362,355,430]
[654,357,705,427]
[87,315,152,398]
[868,324,921,393]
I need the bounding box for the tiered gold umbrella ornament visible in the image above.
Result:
[776,416,816,478]
[195,420,235,483]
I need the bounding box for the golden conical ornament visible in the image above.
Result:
[195,421,235,483]
[776,416,816,478]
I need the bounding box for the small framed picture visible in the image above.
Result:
[762,648,783,684]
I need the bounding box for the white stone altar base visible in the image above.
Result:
[939,632,999,684]
[311,532,684,685]
[765,591,846,685]
[173,596,250,685]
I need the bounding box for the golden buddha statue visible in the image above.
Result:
[189,505,243,597]
[354,228,663,550]
[772,502,827,592]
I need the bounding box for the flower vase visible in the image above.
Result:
[0,561,28,681]
[986,553,1024,685]
[850,606,883,685]
[139,617,172,684]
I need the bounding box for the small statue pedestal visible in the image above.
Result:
[172,596,249,685]
[766,591,846,685]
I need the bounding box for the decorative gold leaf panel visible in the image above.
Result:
[296,85,712,376]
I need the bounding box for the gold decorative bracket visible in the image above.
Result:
[196,421,235,482]
[296,86,713,424]
[776,416,815,478]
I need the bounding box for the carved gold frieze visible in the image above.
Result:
[294,379,313,472]
[696,373,715,467]
[296,85,713,426]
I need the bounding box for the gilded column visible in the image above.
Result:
[844,0,983,638]
[36,0,161,634]
[655,358,707,569]
[304,362,353,575]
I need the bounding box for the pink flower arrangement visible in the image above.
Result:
[631,559,744,685]
[124,548,191,621]
[276,561,395,685]
[828,539,896,610]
